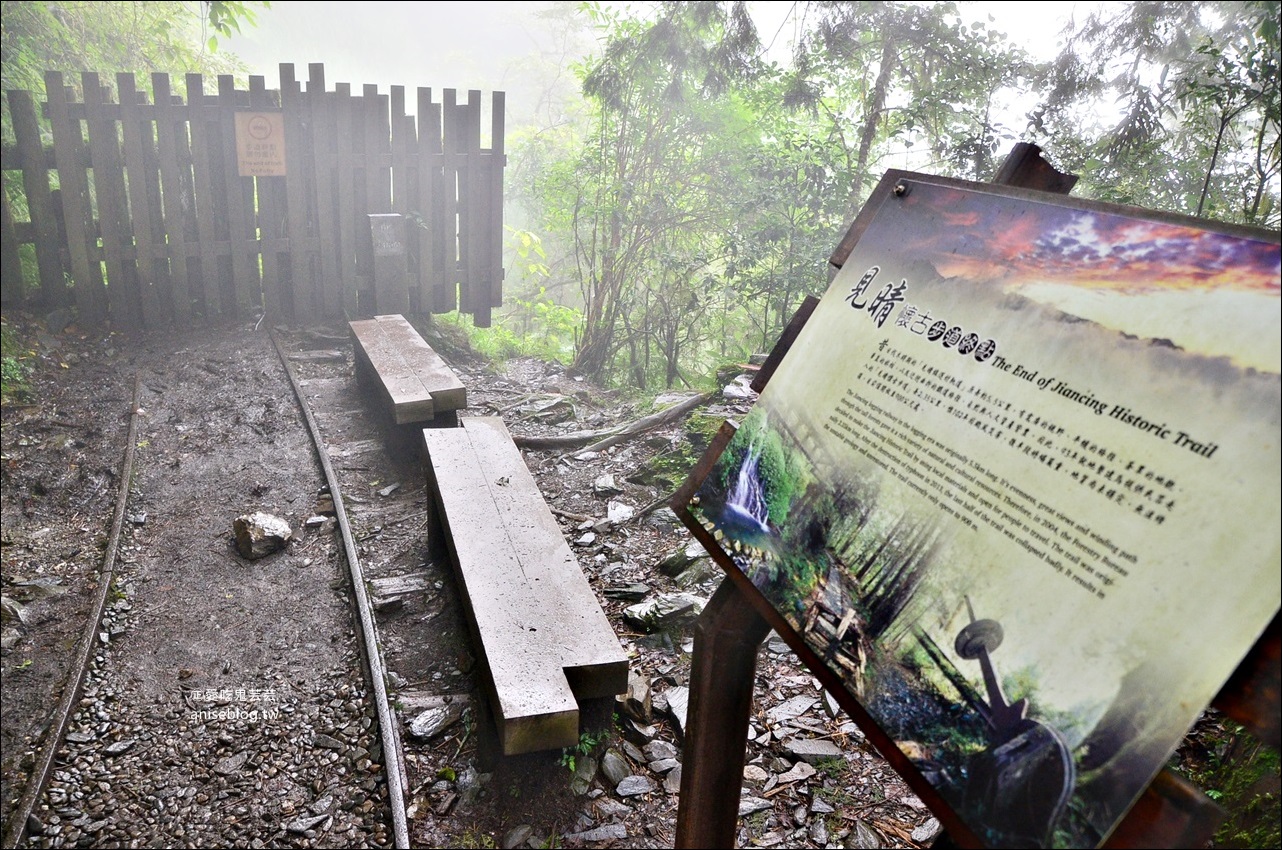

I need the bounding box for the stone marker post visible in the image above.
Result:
[369,213,411,316]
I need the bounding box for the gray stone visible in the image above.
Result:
[603,583,651,602]
[615,775,655,797]
[570,756,598,796]
[811,798,835,814]
[743,765,769,784]
[642,740,678,762]
[621,740,647,764]
[663,764,682,794]
[606,501,635,524]
[811,818,829,845]
[600,750,632,787]
[407,703,464,740]
[568,824,628,842]
[657,542,709,577]
[65,731,96,744]
[912,817,942,843]
[783,737,844,764]
[312,733,346,751]
[0,596,27,626]
[738,796,772,817]
[776,761,816,784]
[765,695,816,726]
[285,814,329,834]
[616,671,652,723]
[845,820,883,849]
[593,474,624,496]
[103,740,135,756]
[621,592,706,632]
[666,686,689,736]
[11,577,67,599]
[648,758,679,774]
[233,512,292,560]
[213,752,248,775]
[501,824,532,849]
[594,798,632,819]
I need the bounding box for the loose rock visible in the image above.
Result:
[233,512,292,559]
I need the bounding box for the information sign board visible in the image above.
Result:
[679,170,1280,848]
[234,111,287,177]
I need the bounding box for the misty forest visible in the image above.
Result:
[0,2,1278,849]
[2,0,1278,388]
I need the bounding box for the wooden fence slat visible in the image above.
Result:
[45,72,106,324]
[462,90,485,324]
[83,73,142,328]
[186,73,223,318]
[151,74,195,322]
[8,89,67,305]
[116,74,167,327]
[488,90,506,312]
[439,88,461,314]
[415,88,444,313]
[249,76,284,320]
[367,86,392,215]
[390,86,410,215]
[308,64,342,317]
[4,65,503,328]
[0,189,24,305]
[334,82,359,316]
[151,74,196,323]
[218,74,260,315]
[280,64,315,322]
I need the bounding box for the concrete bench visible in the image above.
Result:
[349,314,466,425]
[422,416,629,755]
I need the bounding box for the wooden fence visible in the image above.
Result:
[0,63,505,329]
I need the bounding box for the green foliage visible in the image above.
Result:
[0,320,32,404]
[0,1,269,98]
[1176,722,1281,850]
[558,729,607,773]
[1033,0,1279,228]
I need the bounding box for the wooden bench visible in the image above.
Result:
[349,314,466,425]
[421,416,630,755]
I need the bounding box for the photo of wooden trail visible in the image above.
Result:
[691,172,1281,848]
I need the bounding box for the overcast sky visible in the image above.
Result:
[225,1,1087,107]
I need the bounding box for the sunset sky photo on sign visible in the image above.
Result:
[893,186,1282,373]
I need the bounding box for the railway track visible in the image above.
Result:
[3,324,446,849]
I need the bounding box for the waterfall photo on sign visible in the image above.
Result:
[683,171,1280,848]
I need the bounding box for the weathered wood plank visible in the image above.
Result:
[462,90,487,325]
[151,73,194,322]
[45,71,106,324]
[308,64,342,317]
[186,73,223,317]
[334,83,359,316]
[349,314,466,425]
[421,416,629,754]
[281,64,315,321]
[116,75,166,327]
[218,74,260,315]
[249,76,284,320]
[369,572,433,599]
[8,89,67,305]
[488,90,506,312]
[83,73,141,327]
[415,87,447,313]
[438,89,460,314]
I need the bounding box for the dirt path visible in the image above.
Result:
[3,312,938,850]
